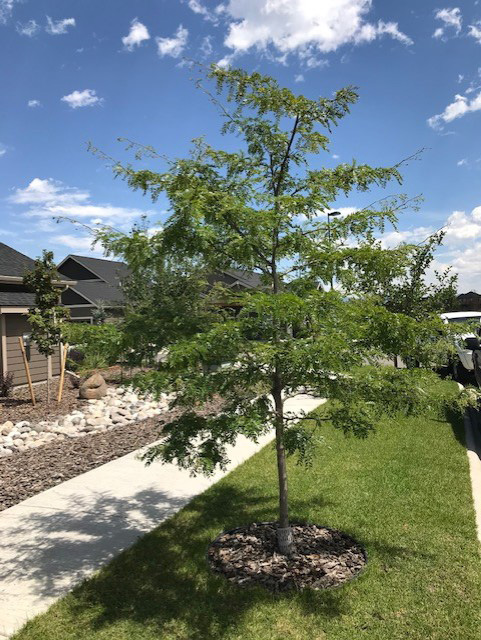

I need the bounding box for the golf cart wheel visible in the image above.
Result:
[452,360,469,384]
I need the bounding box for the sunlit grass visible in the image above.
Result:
[14,380,481,640]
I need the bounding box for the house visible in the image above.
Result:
[207,269,265,292]
[0,243,71,387]
[57,254,130,323]
[456,291,481,312]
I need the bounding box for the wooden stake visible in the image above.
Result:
[18,336,36,406]
[57,343,69,403]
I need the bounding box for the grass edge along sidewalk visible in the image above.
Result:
[13,380,481,640]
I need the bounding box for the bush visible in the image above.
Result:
[63,323,124,369]
[0,372,14,397]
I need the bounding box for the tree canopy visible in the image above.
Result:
[92,66,466,554]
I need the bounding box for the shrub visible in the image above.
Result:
[63,323,123,368]
[0,372,14,397]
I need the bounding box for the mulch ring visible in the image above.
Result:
[208,522,367,592]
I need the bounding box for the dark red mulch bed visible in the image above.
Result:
[208,522,367,592]
[0,397,224,512]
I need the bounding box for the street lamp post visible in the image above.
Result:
[327,211,341,290]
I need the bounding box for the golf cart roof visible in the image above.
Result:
[440,311,481,320]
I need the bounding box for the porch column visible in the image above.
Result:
[0,313,7,375]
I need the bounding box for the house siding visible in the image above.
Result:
[4,315,60,386]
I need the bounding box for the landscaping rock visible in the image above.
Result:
[1,421,14,436]
[0,384,175,456]
[79,373,108,400]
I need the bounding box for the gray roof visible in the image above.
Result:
[0,291,35,307]
[225,269,264,289]
[70,280,125,306]
[66,255,129,286]
[0,243,35,278]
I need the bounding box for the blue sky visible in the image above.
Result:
[1,0,481,290]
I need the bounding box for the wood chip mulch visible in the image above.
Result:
[0,378,81,424]
[208,522,367,592]
[0,397,224,512]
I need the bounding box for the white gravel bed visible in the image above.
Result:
[0,386,173,457]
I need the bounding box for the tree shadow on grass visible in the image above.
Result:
[5,477,436,640]
[62,484,348,639]
[442,405,470,448]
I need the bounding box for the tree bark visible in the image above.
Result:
[47,354,52,405]
[272,382,294,555]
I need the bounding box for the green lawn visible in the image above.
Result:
[14,381,481,640]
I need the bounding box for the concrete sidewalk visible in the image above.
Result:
[0,394,324,638]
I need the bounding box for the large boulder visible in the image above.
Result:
[79,373,108,400]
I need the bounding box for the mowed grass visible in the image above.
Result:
[14,381,481,640]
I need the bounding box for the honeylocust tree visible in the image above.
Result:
[23,250,69,403]
[97,67,459,554]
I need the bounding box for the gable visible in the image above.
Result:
[61,288,92,306]
[58,257,99,281]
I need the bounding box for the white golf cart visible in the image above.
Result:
[440,311,481,385]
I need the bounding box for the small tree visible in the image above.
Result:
[23,250,69,403]
[382,231,457,318]
[91,300,108,325]
[97,68,461,556]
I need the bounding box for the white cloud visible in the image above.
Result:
[427,91,481,129]
[122,18,150,51]
[294,73,304,83]
[9,178,89,205]
[156,25,188,58]
[332,153,340,159]
[187,0,217,22]
[200,35,213,56]
[45,16,76,35]
[0,0,18,24]
[28,99,41,108]
[49,234,96,251]
[61,89,103,109]
[220,0,412,64]
[433,7,462,39]
[9,178,155,232]
[458,73,464,83]
[16,19,40,36]
[468,21,481,43]
[374,206,481,290]
[445,208,481,241]
[299,51,329,69]
[457,158,468,166]
[216,53,236,68]
[0,144,7,157]
[380,226,433,249]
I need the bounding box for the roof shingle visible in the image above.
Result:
[0,243,35,278]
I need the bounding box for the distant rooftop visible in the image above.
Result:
[0,242,35,278]
[65,255,129,285]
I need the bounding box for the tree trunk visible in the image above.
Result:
[272,384,294,555]
[46,354,52,405]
